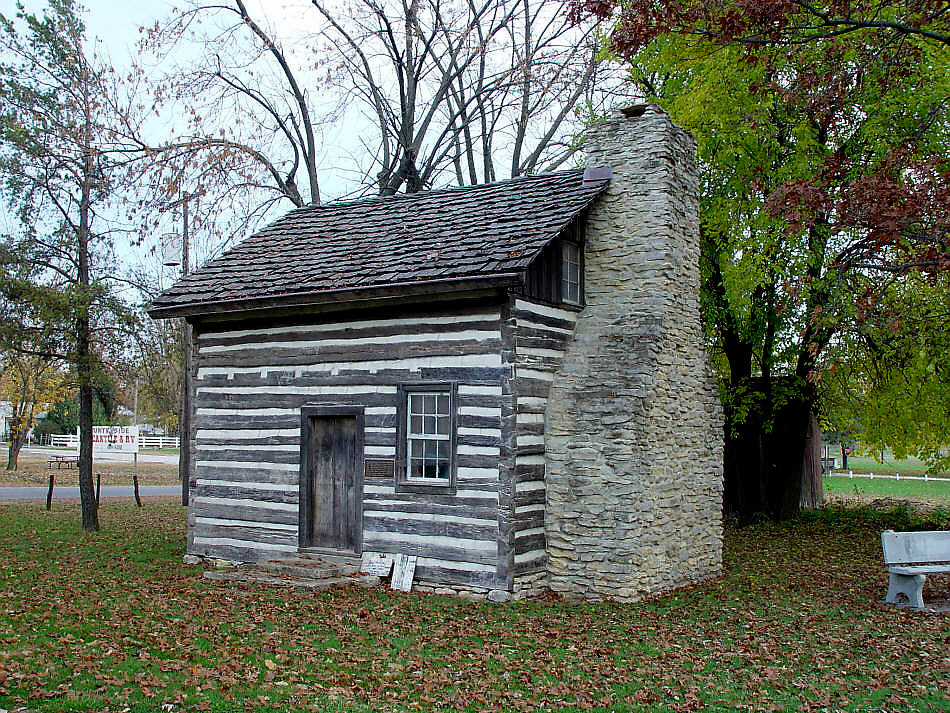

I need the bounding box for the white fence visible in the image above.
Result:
[827,471,950,483]
[49,434,180,450]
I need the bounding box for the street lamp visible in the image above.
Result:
[160,232,182,268]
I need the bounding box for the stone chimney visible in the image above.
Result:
[543,104,725,601]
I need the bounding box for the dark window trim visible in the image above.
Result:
[560,240,581,306]
[395,382,458,494]
[561,218,585,308]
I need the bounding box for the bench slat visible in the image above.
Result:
[889,564,950,575]
[881,530,950,565]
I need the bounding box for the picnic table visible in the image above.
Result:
[47,454,79,469]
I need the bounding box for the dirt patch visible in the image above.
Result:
[0,455,179,487]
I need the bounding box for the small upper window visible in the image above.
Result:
[406,391,451,481]
[561,241,581,304]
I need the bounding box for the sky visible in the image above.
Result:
[7,0,174,64]
[10,1,314,60]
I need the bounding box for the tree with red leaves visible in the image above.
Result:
[581,1,950,53]
[572,0,950,519]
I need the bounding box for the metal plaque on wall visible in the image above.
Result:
[364,458,395,479]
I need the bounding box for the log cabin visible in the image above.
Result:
[148,104,724,601]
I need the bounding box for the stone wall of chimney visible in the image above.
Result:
[544,105,725,601]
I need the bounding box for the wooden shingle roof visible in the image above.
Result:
[148,168,609,318]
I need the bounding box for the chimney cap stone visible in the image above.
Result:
[619,103,651,119]
[583,166,612,184]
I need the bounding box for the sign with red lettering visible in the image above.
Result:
[76,426,140,455]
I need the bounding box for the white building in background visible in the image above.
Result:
[0,401,11,441]
[0,401,49,443]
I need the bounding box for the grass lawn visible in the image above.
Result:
[834,453,947,478]
[824,475,950,500]
[1,502,948,713]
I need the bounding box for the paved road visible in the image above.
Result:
[0,485,179,500]
[21,446,179,465]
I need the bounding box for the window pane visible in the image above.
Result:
[562,243,573,264]
[424,440,439,459]
[411,440,423,457]
[423,460,437,479]
[423,394,435,413]
[436,459,449,479]
[425,415,438,434]
[437,395,449,414]
[409,458,424,478]
[437,416,449,435]
[410,415,423,434]
[565,281,579,303]
[437,440,449,459]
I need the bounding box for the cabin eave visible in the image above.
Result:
[148,273,523,320]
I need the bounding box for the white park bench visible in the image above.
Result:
[881,530,950,609]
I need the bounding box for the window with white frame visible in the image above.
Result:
[406,391,452,480]
[561,241,581,304]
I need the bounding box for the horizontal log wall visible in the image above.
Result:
[188,303,513,589]
[509,297,577,579]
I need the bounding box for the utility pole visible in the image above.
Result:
[180,194,193,506]
[166,191,198,507]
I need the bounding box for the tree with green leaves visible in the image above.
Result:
[38,389,112,437]
[0,0,142,530]
[572,0,950,518]
[821,273,950,471]
[123,306,183,437]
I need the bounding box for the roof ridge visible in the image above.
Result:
[283,168,587,216]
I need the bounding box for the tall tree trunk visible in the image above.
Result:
[800,412,823,510]
[769,390,811,520]
[708,219,831,522]
[76,55,99,532]
[77,356,98,531]
[723,377,818,521]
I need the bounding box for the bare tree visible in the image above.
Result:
[147,0,323,205]
[135,0,334,267]
[141,0,626,234]
[312,0,625,193]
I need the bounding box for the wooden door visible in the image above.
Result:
[300,408,362,553]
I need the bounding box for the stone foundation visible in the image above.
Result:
[511,572,549,600]
[544,105,725,602]
[413,575,548,602]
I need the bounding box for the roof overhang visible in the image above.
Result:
[147,272,523,320]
